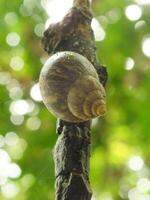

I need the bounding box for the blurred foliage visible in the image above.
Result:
[0,0,150,200]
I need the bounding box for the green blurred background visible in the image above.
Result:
[0,0,150,199]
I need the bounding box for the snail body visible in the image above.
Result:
[39,51,106,122]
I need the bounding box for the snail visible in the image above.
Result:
[39,51,106,122]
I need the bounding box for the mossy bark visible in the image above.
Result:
[42,0,107,199]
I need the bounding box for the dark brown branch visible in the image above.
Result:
[54,120,92,200]
[42,0,107,199]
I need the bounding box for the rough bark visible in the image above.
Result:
[42,0,107,199]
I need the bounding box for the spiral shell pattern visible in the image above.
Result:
[39,51,106,122]
[67,75,106,121]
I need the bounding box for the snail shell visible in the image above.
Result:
[39,51,106,122]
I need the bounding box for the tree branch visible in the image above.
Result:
[42,1,107,199]
[73,0,90,8]
[54,120,92,200]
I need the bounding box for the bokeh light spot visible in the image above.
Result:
[9,100,30,115]
[30,83,42,102]
[5,132,19,146]
[41,0,73,23]
[21,174,35,190]
[1,182,19,198]
[34,23,44,37]
[10,56,24,71]
[9,138,27,160]
[6,78,20,91]
[137,178,150,193]
[128,187,139,200]
[91,18,106,41]
[128,155,144,171]
[0,72,11,85]
[10,114,24,125]
[134,0,150,5]
[125,57,135,70]
[135,20,146,29]
[0,149,11,166]
[125,4,142,21]
[0,135,5,148]
[4,12,18,26]
[9,86,23,100]
[26,117,41,131]
[6,32,20,46]
[128,187,150,200]
[6,163,22,179]
[0,177,8,186]
[106,8,121,24]
[142,37,150,57]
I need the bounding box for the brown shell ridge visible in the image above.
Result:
[67,75,106,121]
[83,89,106,117]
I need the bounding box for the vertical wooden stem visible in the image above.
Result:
[54,120,92,199]
[41,0,107,199]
